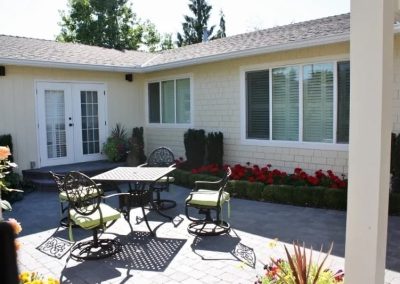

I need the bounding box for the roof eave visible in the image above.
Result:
[140,33,352,73]
[0,57,141,73]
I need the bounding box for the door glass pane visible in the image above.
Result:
[80,90,100,155]
[272,66,299,141]
[303,63,334,143]
[45,90,67,158]
[162,80,175,123]
[176,78,190,123]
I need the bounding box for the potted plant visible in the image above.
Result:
[102,123,129,162]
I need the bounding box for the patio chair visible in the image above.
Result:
[64,171,121,260]
[139,147,176,210]
[50,171,103,227]
[185,167,232,236]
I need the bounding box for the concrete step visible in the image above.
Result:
[22,160,126,190]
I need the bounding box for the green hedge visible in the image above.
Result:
[172,169,400,214]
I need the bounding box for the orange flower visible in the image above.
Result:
[0,146,11,160]
[7,218,22,235]
[14,240,21,250]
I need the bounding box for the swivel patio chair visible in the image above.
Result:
[64,171,121,260]
[185,167,232,236]
[139,147,176,210]
[50,171,103,227]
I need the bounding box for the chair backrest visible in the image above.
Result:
[49,171,65,192]
[216,167,232,206]
[146,147,175,167]
[63,171,102,216]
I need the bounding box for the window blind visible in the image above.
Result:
[337,61,350,143]
[176,78,190,123]
[272,67,299,141]
[303,63,334,143]
[246,70,269,139]
[148,82,160,123]
[162,80,175,123]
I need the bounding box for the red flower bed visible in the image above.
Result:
[176,159,347,189]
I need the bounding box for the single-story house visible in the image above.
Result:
[0,13,395,175]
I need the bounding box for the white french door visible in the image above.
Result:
[36,82,107,167]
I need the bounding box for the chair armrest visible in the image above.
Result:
[102,192,131,200]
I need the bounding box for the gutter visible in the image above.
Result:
[0,57,142,73]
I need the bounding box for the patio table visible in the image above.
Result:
[92,166,176,235]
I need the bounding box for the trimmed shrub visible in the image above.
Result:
[262,185,274,202]
[309,186,326,208]
[170,169,400,214]
[184,129,206,168]
[231,180,248,198]
[206,132,223,166]
[129,127,146,164]
[271,185,294,204]
[246,182,264,200]
[324,188,347,210]
[172,169,191,188]
[291,186,314,206]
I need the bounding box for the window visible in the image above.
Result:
[272,66,299,141]
[303,63,334,143]
[148,78,191,124]
[245,61,350,145]
[337,61,350,143]
[246,70,269,139]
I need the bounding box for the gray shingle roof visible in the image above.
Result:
[0,13,351,72]
[144,13,350,69]
[0,36,154,71]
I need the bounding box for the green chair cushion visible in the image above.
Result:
[59,185,103,202]
[186,189,230,207]
[70,203,121,229]
[156,176,175,183]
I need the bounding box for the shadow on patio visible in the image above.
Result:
[5,184,400,283]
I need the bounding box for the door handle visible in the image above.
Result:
[69,123,74,127]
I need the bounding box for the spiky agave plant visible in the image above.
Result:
[264,242,343,284]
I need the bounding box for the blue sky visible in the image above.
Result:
[0,0,350,40]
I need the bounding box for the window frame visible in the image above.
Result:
[240,57,349,151]
[145,74,193,128]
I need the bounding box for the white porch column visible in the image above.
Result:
[345,0,395,283]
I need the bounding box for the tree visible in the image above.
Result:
[160,34,174,51]
[57,0,159,51]
[213,10,226,39]
[176,0,217,47]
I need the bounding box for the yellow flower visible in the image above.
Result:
[7,218,22,235]
[268,238,279,249]
[0,146,11,160]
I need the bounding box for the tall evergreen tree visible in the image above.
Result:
[213,10,226,39]
[57,0,161,51]
[176,0,216,47]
